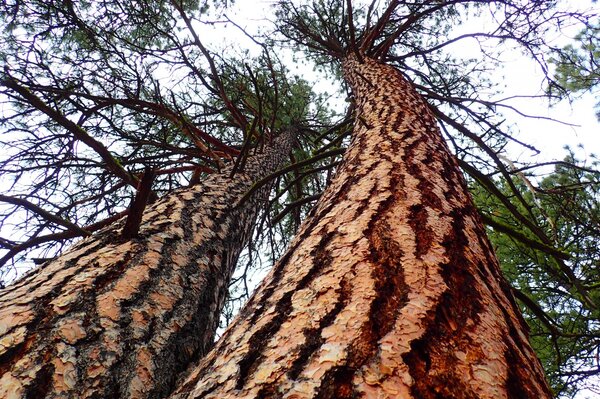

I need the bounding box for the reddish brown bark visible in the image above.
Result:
[0,132,295,399]
[169,56,552,399]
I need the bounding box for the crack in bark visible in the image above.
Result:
[314,365,357,399]
[235,230,337,390]
[286,276,352,381]
[403,206,483,399]
[504,342,540,399]
[24,362,54,399]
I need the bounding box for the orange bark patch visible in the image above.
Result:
[57,318,87,344]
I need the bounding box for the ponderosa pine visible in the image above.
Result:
[169,55,553,399]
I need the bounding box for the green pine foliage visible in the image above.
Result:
[551,22,600,119]
[472,150,600,396]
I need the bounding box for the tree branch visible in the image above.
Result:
[0,195,91,238]
[1,76,139,188]
[480,212,569,260]
[122,168,156,239]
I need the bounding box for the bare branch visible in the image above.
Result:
[0,195,91,237]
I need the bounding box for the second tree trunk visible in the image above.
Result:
[0,132,295,399]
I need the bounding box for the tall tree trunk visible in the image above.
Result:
[0,132,295,399]
[170,56,553,399]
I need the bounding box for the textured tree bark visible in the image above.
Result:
[170,56,553,399]
[0,132,295,399]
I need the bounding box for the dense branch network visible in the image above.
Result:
[0,0,343,281]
